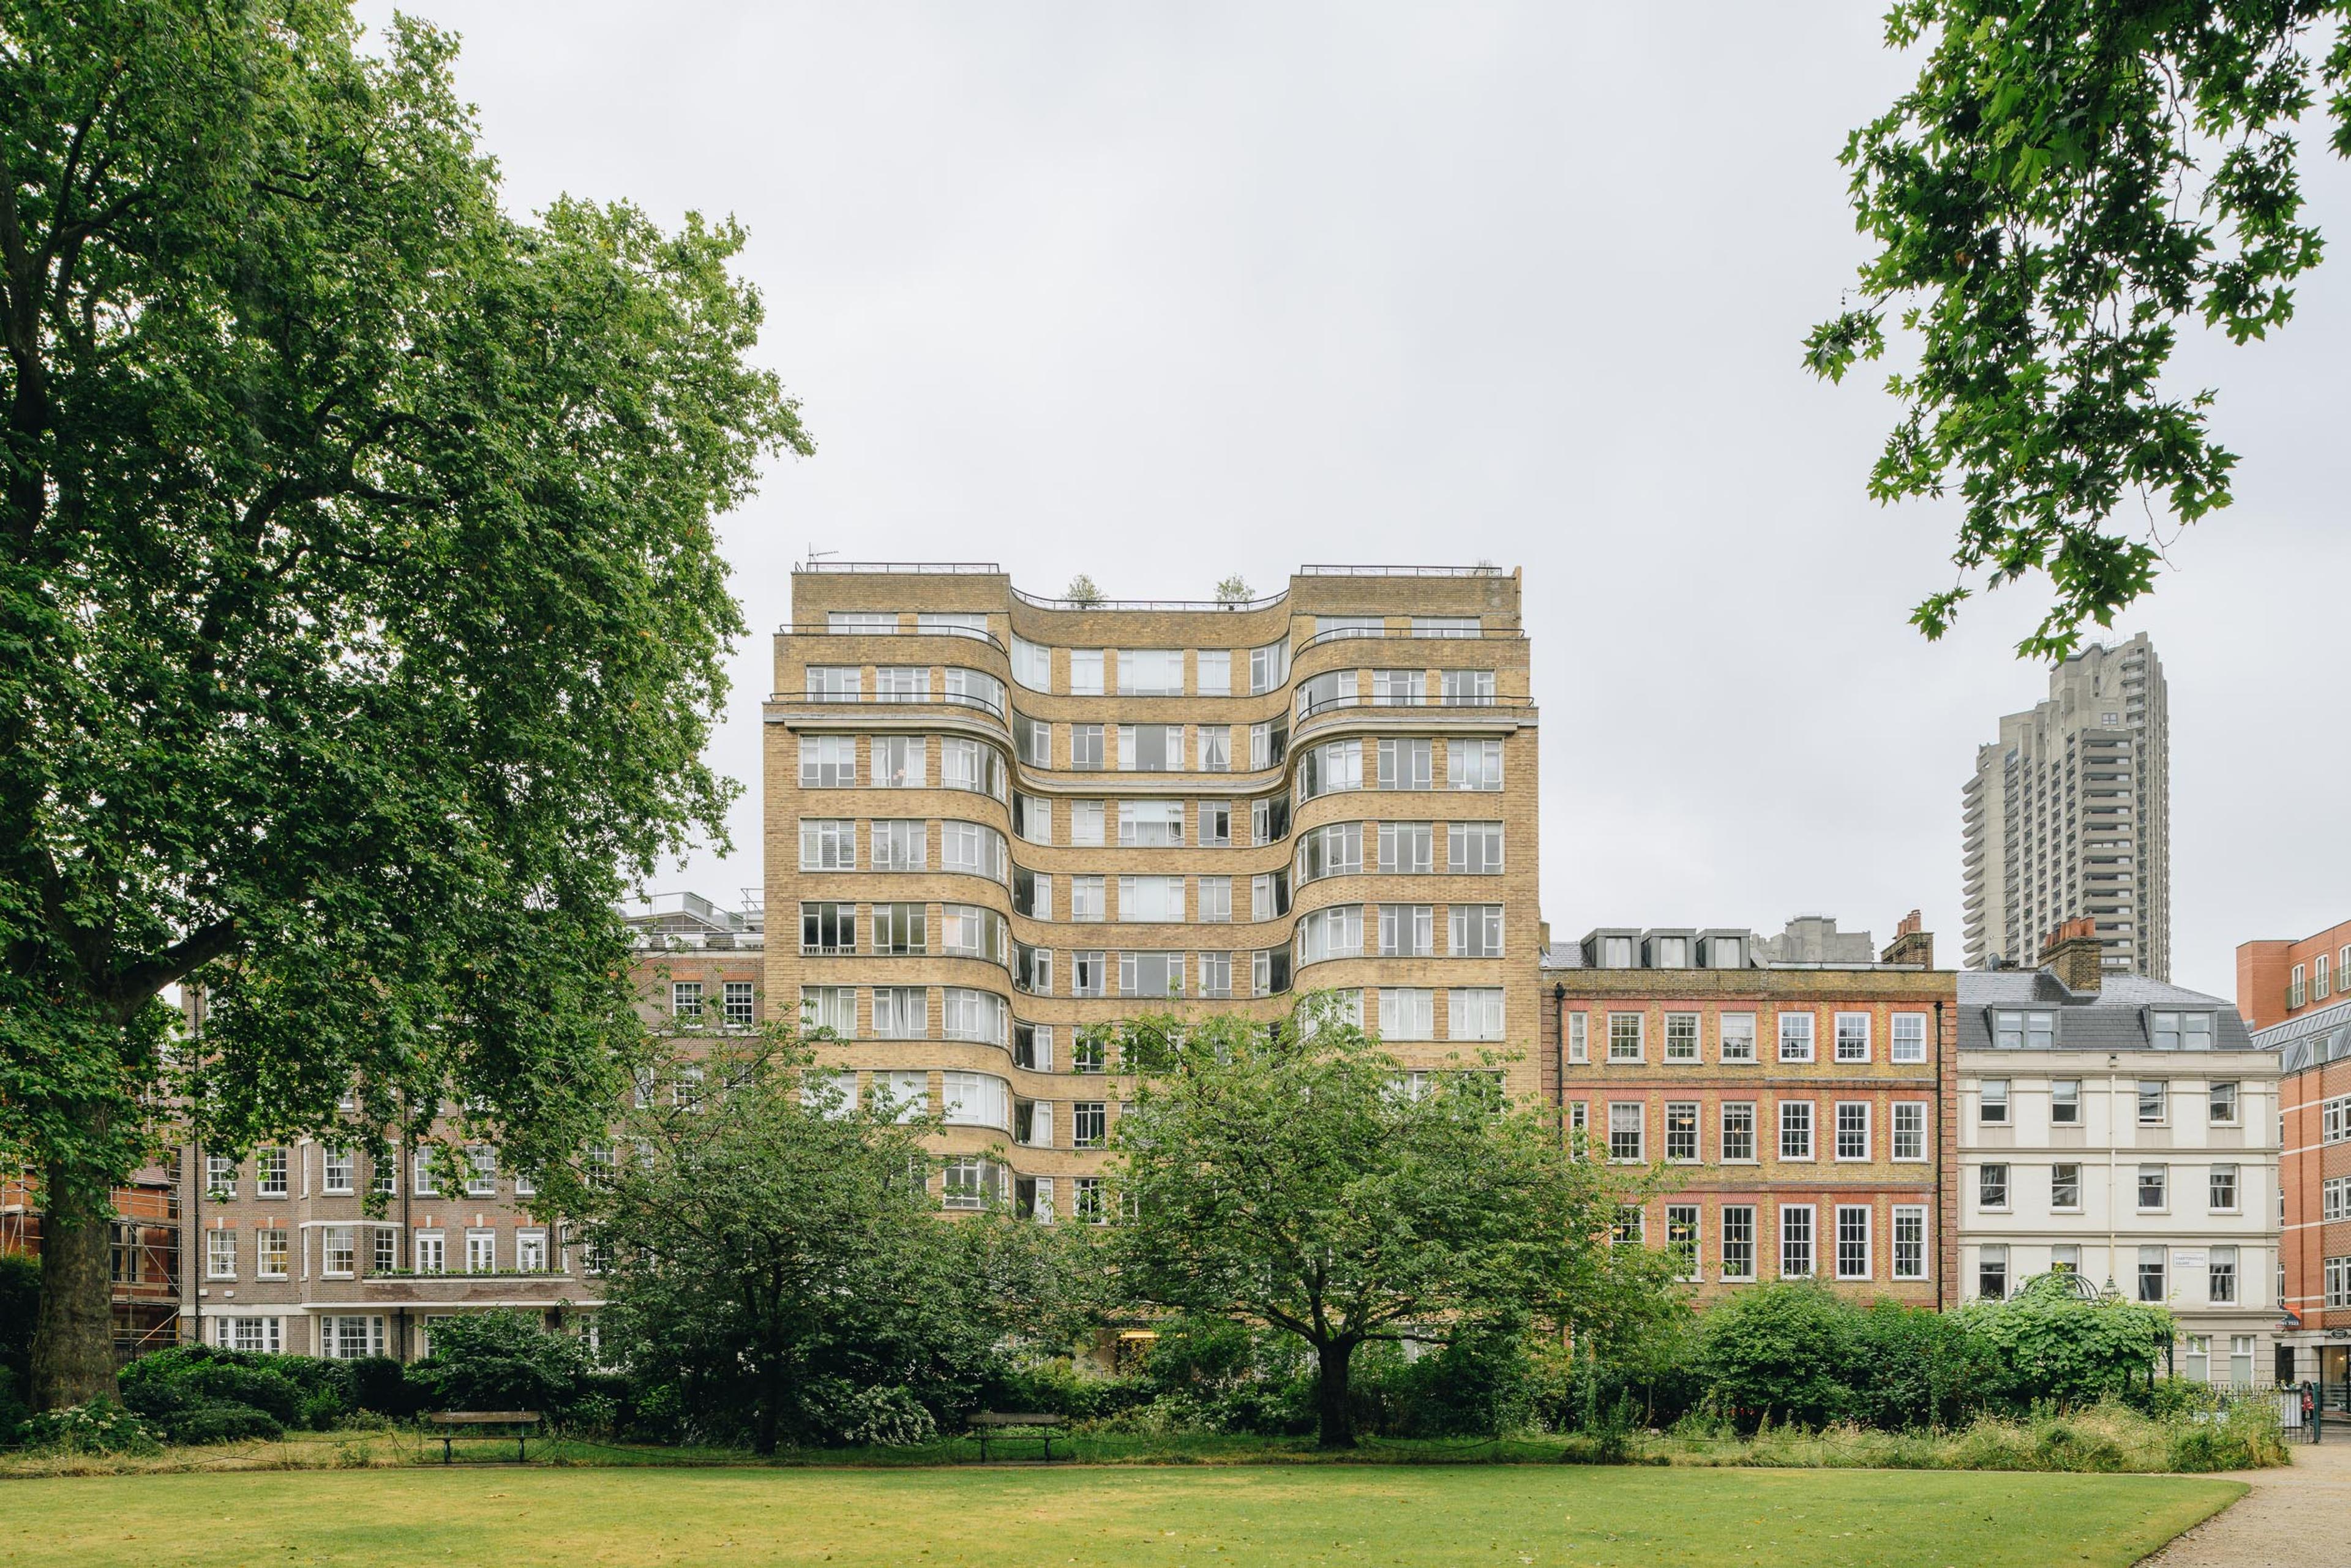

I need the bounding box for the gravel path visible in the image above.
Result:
[2141,1435,2351,1567]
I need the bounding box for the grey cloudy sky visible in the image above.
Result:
[354,2,2351,1002]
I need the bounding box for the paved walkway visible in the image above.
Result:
[2142,1435,2351,1566]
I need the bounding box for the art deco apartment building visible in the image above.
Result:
[2238,915,2351,1394]
[1958,924,2278,1385]
[1540,913,1958,1305]
[767,563,1541,1220]
[1962,633,2170,980]
[173,893,763,1360]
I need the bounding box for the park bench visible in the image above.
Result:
[424,1410,542,1464]
[966,1410,1065,1462]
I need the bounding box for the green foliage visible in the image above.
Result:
[0,1255,34,1386]
[164,1405,287,1446]
[581,1035,1081,1453]
[1063,574,1105,606]
[1809,0,2351,658]
[0,0,804,1404]
[1214,576,1253,604]
[1843,1300,1999,1430]
[2167,1398,2288,1470]
[116,1343,418,1444]
[1694,1284,1859,1430]
[15,1398,161,1456]
[409,1311,595,1417]
[1952,1274,2173,1408]
[1104,1003,1668,1448]
[0,1366,28,1446]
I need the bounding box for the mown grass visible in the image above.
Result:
[0,1461,2243,1568]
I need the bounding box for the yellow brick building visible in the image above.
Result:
[765,563,1542,1218]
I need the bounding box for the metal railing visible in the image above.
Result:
[1293,625,1523,657]
[779,688,1008,720]
[1008,585,1289,612]
[779,621,1008,653]
[1297,693,1532,721]
[1299,563,1505,577]
[797,561,1002,575]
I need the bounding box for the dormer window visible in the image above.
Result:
[1601,936,1634,969]
[1708,937,1743,969]
[2150,1011,2213,1051]
[1652,937,1688,969]
[1992,1010,2055,1050]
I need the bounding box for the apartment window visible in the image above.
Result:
[1835,1013,1871,1062]
[1777,1013,1814,1063]
[724,982,754,1027]
[1072,951,1106,997]
[1069,649,1104,694]
[942,820,1008,880]
[1779,1100,1813,1160]
[459,1145,495,1197]
[1722,1206,1757,1281]
[1446,821,1503,874]
[1073,1103,1108,1149]
[1014,712,1050,767]
[1565,1013,1588,1063]
[1378,903,1434,957]
[2208,1246,2238,1306]
[370,1229,396,1274]
[1250,639,1290,693]
[1979,1162,2009,1209]
[1119,799,1184,846]
[2332,1258,2351,1310]
[584,1145,615,1191]
[1376,820,1433,875]
[1071,1176,1108,1226]
[1377,738,1433,790]
[938,737,985,793]
[1119,648,1183,696]
[1667,1206,1701,1281]
[800,901,855,955]
[1978,1244,2009,1300]
[206,1229,236,1280]
[414,1231,446,1275]
[1992,1009,2055,1049]
[1566,1101,1588,1147]
[1118,722,1183,770]
[942,1071,1010,1129]
[872,902,928,955]
[806,665,860,701]
[1297,740,1362,799]
[2150,1011,2213,1051]
[669,981,705,1021]
[943,989,1007,1046]
[308,1223,354,1278]
[1890,1013,1927,1063]
[872,986,928,1038]
[1297,669,1355,718]
[798,735,857,791]
[1294,904,1363,964]
[1056,804,1101,853]
[2051,1079,2081,1123]
[1892,1206,1926,1280]
[1447,738,1502,791]
[1835,1206,1870,1281]
[1448,989,1504,1041]
[1665,1102,1699,1162]
[1780,1206,1815,1278]
[1119,874,1185,923]
[1834,1102,1869,1160]
[322,1147,355,1196]
[257,1147,289,1197]
[513,1230,548,1274]
[1194,876,1232,924]
[1720,1013,1757,1063]
[1646,1013,1697,1065]
[2209,1081,2239,1124]
[1980,1079,2012,1125]
[2137,1163,2167,1210]
[1070,724,1104,770]
[1372,668,1422,706]
[2050,1162,2081,1209]
[2138,1246,2166,1302]
[204,1154,237,1201]
[798,817,855,871]
[1011,634,1050,690]
[874,735,926,787]
[1251,720,1289,771]
[1449,904,1502,958]
[2050,1244,2079,1276]
[1720,1103,1756,1161]
[2137,1079,2166,1124]
[1378,988,1434,1040]
[1608,1013,1644,1062]
[1196,800,1233,850]
[412,1149,440,1196]
[254,1226,288,1280]
[1892,1102,1925,1161]
[2209,1163,2238,1212]
[216,1317,283,1354]
[1198,650,1231,696]
[801,985,855,1038]
[864,819,922,872]
[1612,1206,1645,1244]
[1250,796,1289,849]
[1439,668,1495,705]
[2328,1095,2351,1144]
[1198,951,1233,998]
[1608,1103,1644,1162]
[1297,821,1363,882]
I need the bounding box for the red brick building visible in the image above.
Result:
[2,1170,182,1359]
[2241,918,2351,1392]
[1542,913,1958,1305]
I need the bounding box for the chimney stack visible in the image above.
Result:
[1879,909,1934,968]
[2040,917,2104,992]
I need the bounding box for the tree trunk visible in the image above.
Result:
[29,1161,120,1409]
[752,1354,782,1455]
[1314,1339,1356,1450]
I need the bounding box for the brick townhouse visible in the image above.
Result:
[1542,913,1958,1304]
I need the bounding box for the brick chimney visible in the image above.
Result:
[1879,910,1933,968]
[2040,917,2103,992]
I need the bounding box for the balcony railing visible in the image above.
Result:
[781,688,1007,719]
[1294,625,1524,657]
[797,561,1002,575]
[1299,563,1506,577]
[1008,585,1289,612]
[779,620,1008,653]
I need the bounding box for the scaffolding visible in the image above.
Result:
[1,1168,182,1359]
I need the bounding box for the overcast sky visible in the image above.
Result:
[354,2,2351,1002]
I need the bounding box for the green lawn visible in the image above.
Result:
[0,1464,2241,1568]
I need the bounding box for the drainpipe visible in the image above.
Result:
[2107,1056,2121,1294]
[1934,998,1946,1310]
[1552,982,1567,1139]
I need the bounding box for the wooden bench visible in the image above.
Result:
[424,1410,542,1464]
[966,1410,1065,1462]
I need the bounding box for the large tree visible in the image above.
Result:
[1807,1,2351,658]
[575,1037,1075,1454]
[0,1,805,1406]
[1103,1005,1669,1449]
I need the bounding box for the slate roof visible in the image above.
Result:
[1953,970,2255,1053]
[2256,996,2351,1075]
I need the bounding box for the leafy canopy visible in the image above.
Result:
[1807,0,2351,658]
